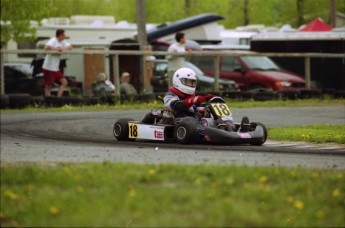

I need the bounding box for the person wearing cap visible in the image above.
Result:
[120,72,137,95]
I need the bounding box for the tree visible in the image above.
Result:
[1,0,52,45]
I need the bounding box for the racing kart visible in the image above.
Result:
[113,96,267,145]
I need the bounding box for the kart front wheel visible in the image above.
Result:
[250,122,268,146]
[113,118,135,141]
[174,120,197,144]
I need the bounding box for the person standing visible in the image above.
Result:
[167,32,186,87]
[120,72,137,95]
[42,29,72,97]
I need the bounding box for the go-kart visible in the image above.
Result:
[113,96,267,145]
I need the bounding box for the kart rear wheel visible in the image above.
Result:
[174,120,197,144]
[113,118,135,141]
[250,122,268,146]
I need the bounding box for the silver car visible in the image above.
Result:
[151,59,239,93]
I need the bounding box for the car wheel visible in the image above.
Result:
[250,122,268,146]
[174,120,197,144]
[113,118,135,141]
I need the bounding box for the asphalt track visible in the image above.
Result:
[1,106,345,169]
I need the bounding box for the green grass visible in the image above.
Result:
[1,98,345,113]
[1,163,344,227]
[269,125,345,144]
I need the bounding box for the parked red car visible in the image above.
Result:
[189,45,306,91]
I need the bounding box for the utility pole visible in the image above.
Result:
[136,0,152,93]
[329,0,336,27]
[136,0,147,47]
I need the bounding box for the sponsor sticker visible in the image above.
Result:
[154,130,164,139]
[128,123,165,141]
[237,132,251,138]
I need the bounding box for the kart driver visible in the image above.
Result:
[163,67,214,118]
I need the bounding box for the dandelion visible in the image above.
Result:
[332,188,340,197]
[128,187,137,197]
[311,172,319,178]
[148,168,156,175]
[50,207,59,215]
[315,210,325,219]
[294,200,304,210]
[225,178,234,186]
[259,176,267,184]
[77,186,84,193]
[194,177,202,185]
[4,190,17,200]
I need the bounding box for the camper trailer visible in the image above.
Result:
[3,15,142,64]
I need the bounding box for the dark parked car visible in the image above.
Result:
[150,59,239,93]
[4,63,82,96]
[190,45,306,91]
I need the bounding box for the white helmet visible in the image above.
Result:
[172,67,197,95]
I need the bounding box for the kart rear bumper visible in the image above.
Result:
[200,125,266,144]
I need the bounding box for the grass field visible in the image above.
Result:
[1,163,344,227]
[269,125,345,144]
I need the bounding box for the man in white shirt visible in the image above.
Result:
[42,29,72,97]
[167,32,186,87]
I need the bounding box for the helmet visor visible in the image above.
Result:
[180,78,197,88]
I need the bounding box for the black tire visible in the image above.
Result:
[44,96,64,107]
[250,122,268,146]
[31,96,45,107]
[113,118,135,141]
[174,120,197,144]
[0,95,10,109]
[63,96,83,106]
[8,93,32,109]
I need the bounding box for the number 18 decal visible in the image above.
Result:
[128,123,138,138]
[211,103,232,117]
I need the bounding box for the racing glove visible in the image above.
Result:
[183,94,215,108]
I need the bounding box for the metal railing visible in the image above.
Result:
[1,49,344,96]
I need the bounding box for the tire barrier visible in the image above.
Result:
[0,95,10,109]
[6,94,32,109]
[0,89,344,109]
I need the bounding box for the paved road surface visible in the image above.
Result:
[1,106,345,169]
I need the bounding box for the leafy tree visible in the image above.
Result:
[1,0,51,44]
[1,0,344,46]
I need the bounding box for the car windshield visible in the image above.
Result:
[241,56,280,71]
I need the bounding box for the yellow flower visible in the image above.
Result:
[128,187,137,197]
[148,168,156,175]
[294,200,304,210]
[311,172,319,178]
[77,186,84,193]
[4,190,17,200]
[50,207,59,215]
[259,176,267,184]
[225,178,234,186]
[194,177,202,185]
[315,210,325,219]
[332,188,340,197]
[286,196,294,202]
